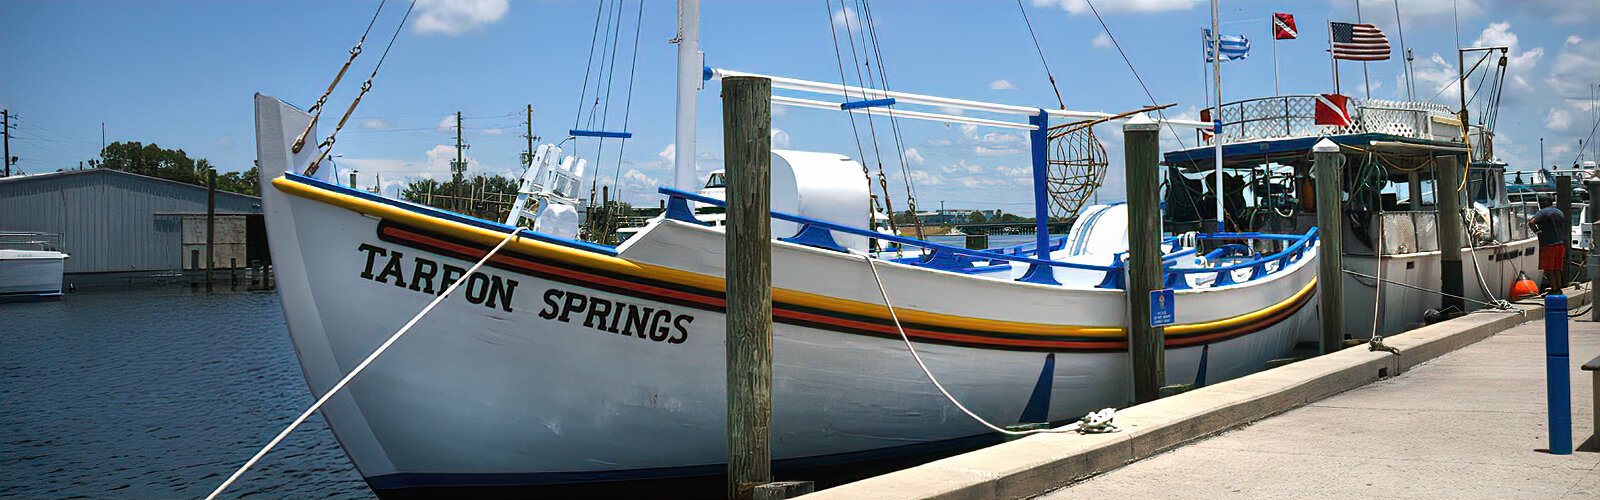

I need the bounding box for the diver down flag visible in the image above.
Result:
[1273,13,1297,40]
[1315,93,1353,127]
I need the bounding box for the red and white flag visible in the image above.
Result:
[1273,13,1297,40]
[1315,93,1353,127]
[1329,22,1391,61]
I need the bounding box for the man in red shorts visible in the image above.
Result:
[1528,194,1569,294]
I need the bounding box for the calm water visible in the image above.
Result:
[0,287,372,498]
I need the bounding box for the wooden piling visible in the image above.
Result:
[206,169,216,291]
[1588,180,1598,323]
[1433,154,1465,314]
[1312,139,1346,353]
[1556,175,1573,282]
[1123,114,1164,404]
[722,75,774,500]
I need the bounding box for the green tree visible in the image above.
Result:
[89,141,257,195]
[967,211,988,224]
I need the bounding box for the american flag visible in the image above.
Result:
[1330,22,1390,61]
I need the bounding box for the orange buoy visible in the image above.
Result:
[1509,271,1539,300]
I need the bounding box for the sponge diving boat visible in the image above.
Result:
[1162,45,1539,338]
[253,1,1321,496]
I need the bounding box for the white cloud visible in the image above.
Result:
[771,128,791,149]
[437,114,457,131]
[1547,108,1573,131]
[657,143,676,164]
[361,118,391,130]
[1567,35,1583,46]
[1091,32,1113,48]
[1545,39,1599,98]
[425,144,469,170]
[990,79,1017,90]
[478,128,505,136]
[1032,0,1200,15]
[1472,23,1543,88]
[903,147,925,165]
[413,0,509,36]
[831,6,862,32]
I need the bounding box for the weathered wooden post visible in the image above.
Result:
[206,169,217,291]
[1312,139,1345,353]
[1124,114,1164,404]
[1433,154,1465,314]
[1588,180,1599,323]
[723,75,774,500]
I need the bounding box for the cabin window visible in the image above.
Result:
[704,172,725,189]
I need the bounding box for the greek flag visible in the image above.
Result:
[1203,29,1251,62]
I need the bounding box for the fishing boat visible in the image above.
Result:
[253,2,1322,496]
[1163,93,1539,337]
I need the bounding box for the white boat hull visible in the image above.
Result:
[0,250,67,300]
[1342,240,1539,337]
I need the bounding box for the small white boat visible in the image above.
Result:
[0,246,68,301]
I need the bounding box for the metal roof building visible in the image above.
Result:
[0,169,262,276]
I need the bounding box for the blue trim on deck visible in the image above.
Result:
[570,129,634,139]
[841,97,896,110]
[282,172,620,256]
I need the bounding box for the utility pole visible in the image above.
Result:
[522,104,539,168]
[3,109,13,177]
[451,111,469,212]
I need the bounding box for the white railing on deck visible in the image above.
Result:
[1202,95,1463,146]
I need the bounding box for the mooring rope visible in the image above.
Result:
[859,254,1117,436]
[1340,268,1518,311]
[204,227,523,500]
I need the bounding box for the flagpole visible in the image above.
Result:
[1211,0,1224,231]
[1202,29,1211,110]
[1271,17,1280,96]
[1329,21,1341,95]
[1356,0,1371,98]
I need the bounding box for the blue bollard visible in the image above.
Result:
[1545,294,1571,455]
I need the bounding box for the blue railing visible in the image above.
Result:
[1162,229,1321,289]
[658,187,1318,290]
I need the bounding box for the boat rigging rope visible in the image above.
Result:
[203,228,523,500]
[855,0,925,240]
[292,0,388,154]
[305,0,419,177]
[860,254,1117,436]
[1015,0,1065,110]
[821,0,887,232]
[607,0,646,202]
[1080,0,1189,151]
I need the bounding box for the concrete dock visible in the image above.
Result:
[1044,317,1598,499]
[807,288,1595,500]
